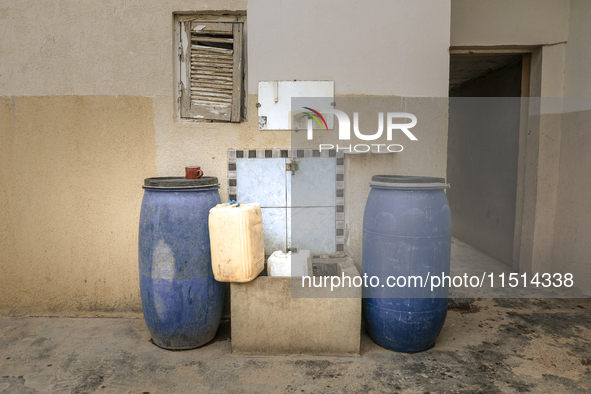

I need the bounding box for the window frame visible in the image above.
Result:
[174,13,246,123]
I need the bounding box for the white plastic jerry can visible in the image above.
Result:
[267,251,291,277]
[267,250,311,277]
[208,202,265,282]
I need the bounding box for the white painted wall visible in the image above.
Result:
[248,0,451,97]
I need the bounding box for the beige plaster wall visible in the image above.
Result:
[1,0,452,315]
[527,112,564,273]
[450,0,588,281]
[563,0,591,97]
[451,0,570,46]
[516,46,566,275]
[0,96,156,316]
[520,2,591,281]
[153,94,290,200]
[0,0,247,97]
[552,109,591,294]
[551,0,591,293]
[0,0,250,316]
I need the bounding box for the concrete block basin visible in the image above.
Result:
[230,256,361,356]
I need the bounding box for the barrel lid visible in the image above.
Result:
[143,176,219,190]
[370,175,449,189]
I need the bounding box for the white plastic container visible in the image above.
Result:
[208,202,265,282]
[267,250,310,277]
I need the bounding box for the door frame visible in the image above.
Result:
[449,46,540,272]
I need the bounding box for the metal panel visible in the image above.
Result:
[258,81,334,130]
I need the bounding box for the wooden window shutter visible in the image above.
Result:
[180,21,243,122]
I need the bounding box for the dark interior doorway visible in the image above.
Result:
[447,53,525,267]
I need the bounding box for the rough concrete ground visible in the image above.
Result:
[1,297,591,393]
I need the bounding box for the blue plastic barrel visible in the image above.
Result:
[362,175,451,353]
[139,176,223,349]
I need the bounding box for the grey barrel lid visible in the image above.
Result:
[369,175,449,189]
[143,176,220,190]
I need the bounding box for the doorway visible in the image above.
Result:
[447,52,530,268]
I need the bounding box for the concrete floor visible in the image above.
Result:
[449,239,589,298]
[1,241,591,393]
[2,298,591,393]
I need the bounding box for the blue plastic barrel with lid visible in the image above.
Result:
[362,175,451,353]
[139,176,223,349]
